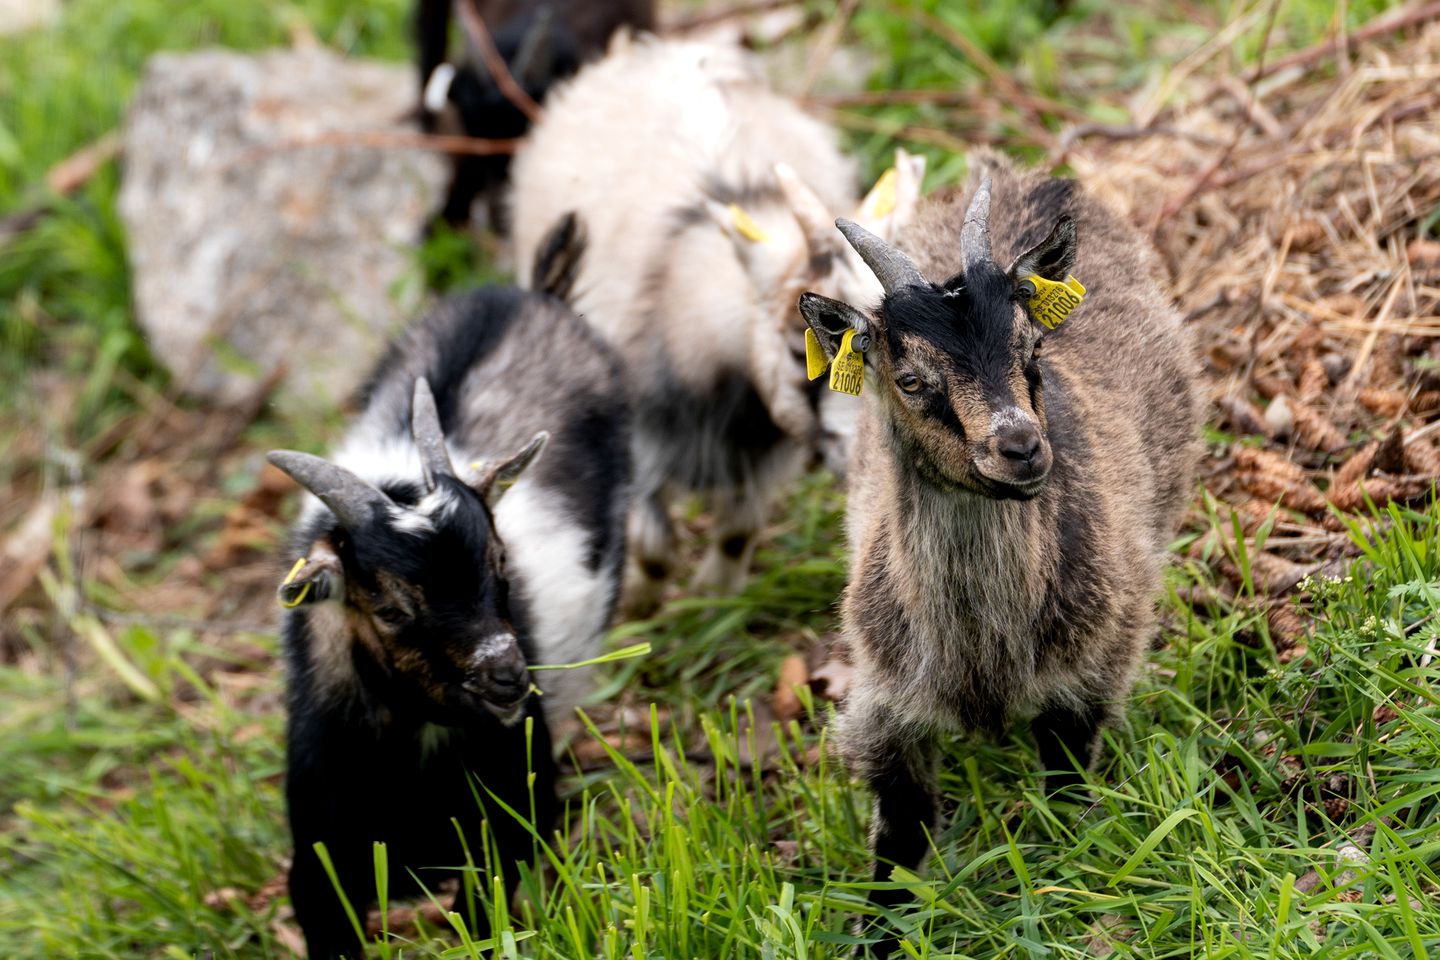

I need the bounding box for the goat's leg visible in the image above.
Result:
[287,774,372,960]
[620,488,677,617]
[841,696,939,958]
[691,489,760,596]
[1031,700,1104,797]
[693,445,799,595]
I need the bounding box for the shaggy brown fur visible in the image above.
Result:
[799,151,1200,956]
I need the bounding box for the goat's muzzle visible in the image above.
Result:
[462,634,531,723]
[973,413,1052,498]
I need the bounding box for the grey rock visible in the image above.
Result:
[119,48,447,410]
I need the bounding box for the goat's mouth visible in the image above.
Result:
[969,463,1050,501]
[459,683,529,725]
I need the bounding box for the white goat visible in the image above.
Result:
[510,35,923,610]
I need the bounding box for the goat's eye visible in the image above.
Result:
[373,604,409,627]
[896,373,922,394]
[1030,339,1043,361]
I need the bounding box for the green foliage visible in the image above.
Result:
[4,491,1438,958]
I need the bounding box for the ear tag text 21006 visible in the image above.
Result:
[1023,274,1086,330]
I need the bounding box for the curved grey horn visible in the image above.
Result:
[960,175,993,270]
[411,377,454,491]
[267,450,392,531]
[835,218,925,294]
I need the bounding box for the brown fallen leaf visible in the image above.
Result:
[1405,438,1440,475]
[1235,499,1282,534]
[366,897,451,938]
[1369,336,1406,390]
[1331,475,1434,512]
[1288,216,1327,253]
[0,496,58,613]
[1412,390,1440,415]
[1357,388,1406,418]
[1233,447,1328,513]
[773,654,810,722]
[1407,237,1440,271]
[1288,396,1347,453]
[1218,550,1316,596]
[1252,374,1290,401]
[1296,358,1330,403]
[1265,602,1309,657]
[1333,438,1381,492]
[1322,292,1367,319]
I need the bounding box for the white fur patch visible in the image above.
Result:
[471,632,518,666]
[494,479,610,726]
[989,406,1035,437]
[388,507,435,536]
[423,63,457,113]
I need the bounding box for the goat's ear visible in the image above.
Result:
[475,431,549,509]
[1008,215,1077,284]
[531,211,586,302]
[278,540,343,608]
[798,292,870,362]
[854,148,926,240]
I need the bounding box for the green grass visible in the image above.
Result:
[3,1,1438,958]
[4,493,1439,958]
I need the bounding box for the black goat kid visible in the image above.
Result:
[271,280,630,958]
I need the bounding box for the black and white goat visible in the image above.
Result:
[269,275,629,958]
[798,152,1200,956]
[510,37,924,612]
[416,0,655,229]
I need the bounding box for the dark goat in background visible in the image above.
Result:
[269,239,630,958]
[800,151,1200,957]
[416,0,656,229]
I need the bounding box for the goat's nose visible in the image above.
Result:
[996,422,1042,463]
[470,635,529,702]
[489,659,527,697]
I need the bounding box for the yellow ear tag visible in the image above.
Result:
[858,166,899,221]
[1025,274,1086,330]
[727,203,769,243]
[828,329,865,396]
[804,328,829,381]
[279,557,312,609]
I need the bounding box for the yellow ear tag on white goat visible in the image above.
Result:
[804,328,829,381]
[727,204,769,243]
[1025,274,1086,330]
[828,329,865,396]
[858,166,899,221]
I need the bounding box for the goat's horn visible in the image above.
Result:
[267,451,393,531]
[411,377,454,490]
[775,163,837,254]
[960,175,993,270]
[835,218,924,294]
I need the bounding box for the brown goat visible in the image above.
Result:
[799,151,1201,956]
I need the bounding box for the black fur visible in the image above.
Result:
[416,0,655,231]
[883,262,1020,403]
[283,285,630,959]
